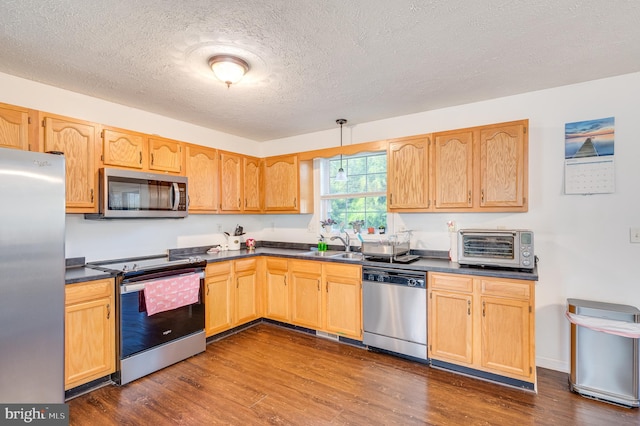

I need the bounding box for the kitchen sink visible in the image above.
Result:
[301,250,343,257]
[330,252,364,261]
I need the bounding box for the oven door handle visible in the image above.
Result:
[121,271,204,294]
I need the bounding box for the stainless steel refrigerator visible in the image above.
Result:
[0,148,65,403]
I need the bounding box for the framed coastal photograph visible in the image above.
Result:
[564,117,615,194]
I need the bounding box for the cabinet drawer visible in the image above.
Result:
[324,263,361,281]
[65,279,113,305]
[266,257,288,271]
[480,278,531,300]
[429,273,473,293]
[290,260,322,274]
[235,258,257,272]
[206,261,232,277]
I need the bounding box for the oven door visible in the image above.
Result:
[119,272,205,359]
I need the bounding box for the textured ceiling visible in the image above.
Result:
[1,1,640,142]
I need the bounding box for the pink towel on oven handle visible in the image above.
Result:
[143,273,200,316]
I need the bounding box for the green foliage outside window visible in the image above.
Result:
[323,152,387,230]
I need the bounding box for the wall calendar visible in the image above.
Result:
[564,117,615,195]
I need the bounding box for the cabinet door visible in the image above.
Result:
[186,145,218,213]
[387,137,430,210]
[290,261,323,329]
[43,116,98,212]
[205,262,233,336]
[219,151,243,213]
[428,290,473,365]
[263,155,299,212]
[64,279,115,390]
[264,258,289,322]
[243,156,262,212]
[101,128,144,169]
[480,295,532,380]
[324,263,362,339]
[479,123,526,208]
[433,130,473,209]
[234,259,259,325]
[0,104,29,151]
[148,136,183,174]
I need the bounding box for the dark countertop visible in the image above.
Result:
[65,257,116,285]
[66,244,538,284]
[169,246,539,281]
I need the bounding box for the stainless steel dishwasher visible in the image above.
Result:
[362,267,427,360]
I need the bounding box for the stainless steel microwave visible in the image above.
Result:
[85,168,188,219]
[457,229,535,270]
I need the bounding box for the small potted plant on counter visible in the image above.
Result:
[320,218,338,234]
[378,225,386,234]
[349,219,365,234]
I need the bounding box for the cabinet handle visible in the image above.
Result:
[390,193,393,205]
[139,152,142,164]
[481,189,485,203]
[317,280,320,292]
[90,189,94,203]
[482,301,486,317]
[151,153,154,165]
[238,198,241,208]
[467,299,471,315]
[245,198,247,207]
[325,281,328,293]
[106,303,111,320]
[206,283,210,296]
[294,197,297,207]
[468,190,471,204]
[284,276,287,286]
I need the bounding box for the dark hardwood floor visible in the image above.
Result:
[68,323,640,425]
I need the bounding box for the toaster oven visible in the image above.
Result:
[457,229,535,270]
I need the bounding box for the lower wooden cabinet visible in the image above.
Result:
[264,257,290,322]
[261,258,363,340]
[64,278,115,390]
[290,260,323,329]
[324,263,362,339]
[428,272,535,384]
[204,259,261,337]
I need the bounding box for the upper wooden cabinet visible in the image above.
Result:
[478,122,527,209]
[147,136,183,174]
[100,127,145,169]
[219,150,243,213]
[263,154,299,213]
[185,144,218,213]
[0,102,31,151]
[433,130,474,209]
[243,155,263,212]
[387,135,431,211]
[40,113,99,213]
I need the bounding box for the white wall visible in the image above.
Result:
[2,71,640,374]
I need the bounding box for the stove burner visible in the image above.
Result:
[87,254,205,276]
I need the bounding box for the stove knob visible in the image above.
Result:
[408,278,417,287]
[132,263,138,271]
[122,265,129,272]
[377,275,384,282]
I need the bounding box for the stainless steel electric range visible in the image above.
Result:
[88,255,207,385]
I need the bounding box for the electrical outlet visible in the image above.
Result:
[631,228,640,243]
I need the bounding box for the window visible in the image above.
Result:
[320,152,387,231]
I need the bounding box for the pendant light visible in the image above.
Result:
[335,119,348,182]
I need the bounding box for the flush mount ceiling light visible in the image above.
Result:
[335,118,348,182]
[208,55,250,88]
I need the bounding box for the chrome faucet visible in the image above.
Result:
[330,233,351,252]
